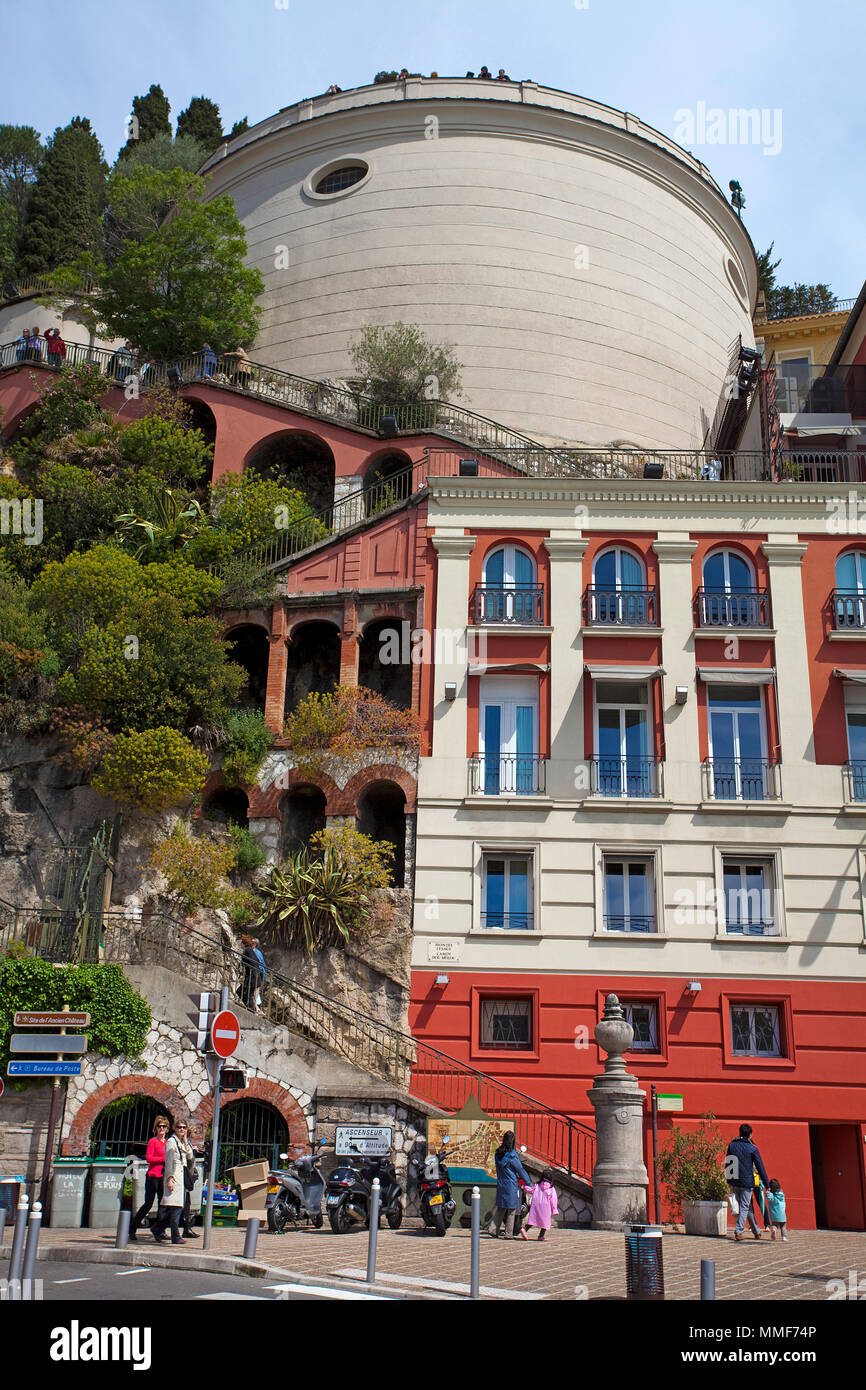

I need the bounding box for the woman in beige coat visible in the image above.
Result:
[152,1119,195,1244]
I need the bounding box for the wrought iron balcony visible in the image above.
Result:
[481,912,535,931]
[724,918,778,937]
[696,588,770,628]
[469,754,547,795]
[843,762,866,803]
[589,757,665,799]
[702,758,781,802]
[473,584,544,625]
[584,586,658,626]
[603,914,656,933]
[832,590,866,631]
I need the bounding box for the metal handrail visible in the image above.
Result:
[472,584,545,625]
[695,588,771,628]
[468,754,548,796]
[0,906,594,1180]
[589,757,665,798]
[832,590,866,630]
[843,762,866,803]
[584,586,658,626]
[702,757,782,802]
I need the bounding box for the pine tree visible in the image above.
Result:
[0,125,43,235]
[119,84,171,158]
[176,97,224,154]
[229,118,249,140]
[16,118,108,276]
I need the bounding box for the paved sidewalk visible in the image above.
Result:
[34,1222,866,1301]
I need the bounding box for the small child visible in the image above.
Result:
[766,1178,788,1241]
[520,1169,559,1241]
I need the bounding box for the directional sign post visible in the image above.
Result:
[8,1061,83,1077]
[10,1034,88,1055]
[13,1012,90,1028]
[210,1011,240,1059]
[10,1006,90,1206]
[203,990,232,1252]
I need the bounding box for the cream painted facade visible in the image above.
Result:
[201,79,757,450]
[413,476,866,983]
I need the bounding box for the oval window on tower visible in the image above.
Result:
[305,158,372,200]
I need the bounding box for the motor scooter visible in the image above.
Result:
[417,1135,457,1236]
[266,1139,327,1233]
[326,1143,403,1233]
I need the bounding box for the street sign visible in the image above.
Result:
[13,1011,90,1028]
[210,1011,240,1059]
[10,1034,88,1055]
[186,992,219,1050]
[7,1061,83,1077]
[657,1094,684,1112]
[0,1077,4,1098]
[336,1125,393,1157]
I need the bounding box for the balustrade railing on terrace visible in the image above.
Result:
[0,905,595,1182]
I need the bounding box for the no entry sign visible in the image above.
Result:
[210,1011,240,1059]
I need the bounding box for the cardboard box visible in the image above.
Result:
[230,1161,269,1186]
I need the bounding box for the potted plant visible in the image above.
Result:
[657,1112,730,1236]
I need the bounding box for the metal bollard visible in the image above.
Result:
[115,1209,131,1250]
[366,1178,380,1283]
[7,1195,29,1285]
[470,1185,481,1299]
[701,1258,716,1300]
[21,1202,42,1291]
[243,1217,260,1260]
[0,1207,7,1247]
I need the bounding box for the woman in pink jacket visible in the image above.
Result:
[520,1169,559,1241]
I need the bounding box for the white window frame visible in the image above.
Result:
[712,846,786,940]
[729,1003,782,1057]
[592,546,646,590]
[706,684,769,800]
[478,675,540,794]
[480,851,535,932]
[472,839,540,935]
[593,843,664,936]
[619,999,660,1051]
[836,549,866,594]
[482,544,536,588]
[702,548,756,593]
[593,679,654,796]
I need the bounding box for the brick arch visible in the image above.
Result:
[192,1078,309,1154]
[193,769,257,820]
[62,1076,190,1156]
[286,612,343,641]
[249,769,341,818]
[339,763,417,814]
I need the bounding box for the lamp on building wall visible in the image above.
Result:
[686,981,702,994]
[675,686,689,705]
[459,458,479,476]
[643,461,664,479]
[379,414,399,437]
[444,681,457,701]
[435,974,450,986]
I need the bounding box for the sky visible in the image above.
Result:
[3,0,864,296]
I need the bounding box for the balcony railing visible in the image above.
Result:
[584,587,658,626]
[832,590,866,630]
[473,584,544,625]
[469,754,547,795]
[702,758,781,802]
[480,912,535,931]
[427,446,865,484]
[843,763,866,803]
[724,918,778,937]
[589,757,665,798]
[696,588,770,628]
[603,914,656,933]
[773,363,866,416]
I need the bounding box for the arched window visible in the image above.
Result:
[834,551,866,629]
[589,547,650,625]
[699,549,765,627]
[477,545,540,624]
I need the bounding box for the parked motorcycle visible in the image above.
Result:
[417,1135,457,1236]
[326,1142,404,1233]
[266,1139,327,1233]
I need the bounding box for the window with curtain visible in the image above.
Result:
[479,677,539,794]
[594,679,654,795]
[707,684,768,799]
[721,858,777,935]
[619,1000,660,1050]
[730,1004,782,1057]
[835,551,866,629]
[590,547,649,624]
[480,546,538,623]
[482,853,533,929]
[603,856,655,932]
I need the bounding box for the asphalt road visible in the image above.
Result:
[31,1260,394,1301]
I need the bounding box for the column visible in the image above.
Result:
[339,595,360,685]
[760,539,813,784]
[542,535,588,798]
[428,534,476,794]
[652,537,700,803]
[264,605,288,736]
[588,994,648,1230]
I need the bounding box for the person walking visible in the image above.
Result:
[766,1178,789,1241]
[520,1168,558,1241]
[129,1115,169,1241]
[240,934,267,1011]
[489,1131,531,1239]
[151,1119,195,1244]
[726,1123,770,1241]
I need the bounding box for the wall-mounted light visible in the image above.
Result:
[444,681,457,701]
[435,974,450,986]
[675,686,688,705]
[687,981,702,993]
[459,458,479,477]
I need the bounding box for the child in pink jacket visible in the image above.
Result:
[520,1169,559,1241]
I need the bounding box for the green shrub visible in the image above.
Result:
[93,727,208,810]
[309,822,393,889]
[283,685,420,780]
[148,823,235,910]
[657,1113,730,1215]
[118,414,213,487]
[228,821,266,872]
[221,709,272,786]
[256,846,373,953]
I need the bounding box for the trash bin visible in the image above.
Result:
[130,1158,150,1215]
[0,1177,25,1223]
[87,1157,128,1228]
[625,1224,664,1301]
[51,1158,92,1228]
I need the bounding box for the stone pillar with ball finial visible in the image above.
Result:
[587,992,649,1230]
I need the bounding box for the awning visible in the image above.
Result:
[788,425,862,437]
[469,662,550,675]
[834,668,866,684]
[584,664,666,680]
[698,667,775,686]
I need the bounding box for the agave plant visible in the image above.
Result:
[256,847,370,953]
[114,487,207,558]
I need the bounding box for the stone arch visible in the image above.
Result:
[357,779,407,887]
[63,1076,190,1156]
[341,763,417,814]
[280,783,327,857]
[362,447,414,516]
[192,1078,309,1154]
[244,428,336,513]
[358,616,412,708]
[226,622,270,710]
[284,619,341,716]
[248,767,341,819]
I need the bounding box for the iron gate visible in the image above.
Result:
[215,1100,288,1182]
[89,1095,167,1160]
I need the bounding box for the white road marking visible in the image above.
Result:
[335,1268,545,1299]
[52,1277,90,1284]
[264,1282,394,1301]
[115,1267,153,1276]
[195,1292,267,1300]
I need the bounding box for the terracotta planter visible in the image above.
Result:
[682,1199,728,1237]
